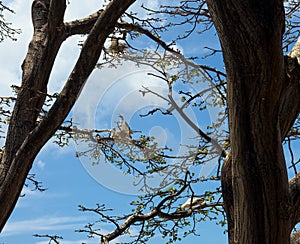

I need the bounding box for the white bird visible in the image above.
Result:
[111,128,120,138]
[116,114,132,139]
[181,197,205,210]
[108,38,127,56]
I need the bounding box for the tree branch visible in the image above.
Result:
[64,9,103,37]
[93,174,222,243]
[94,179,189,243]
[101,201,221,243]
[33,233,63,244]
[27,0,136,158]
[167,90,226,157]
[117,22,226,77]
[48,0,66,32]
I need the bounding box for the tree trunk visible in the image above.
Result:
[0,0,66,231]
[207,1,293,243]
[0,0,136,232]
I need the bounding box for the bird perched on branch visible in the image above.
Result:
[108,38,127,56]
[111,114,132,140]
[181,197,205,210]
[118,114,132,138]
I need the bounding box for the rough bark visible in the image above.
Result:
[221,35,300,244]
[0,0,136,232]
[207,1,300,243]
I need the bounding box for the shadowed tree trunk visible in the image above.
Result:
[207,1,300,243]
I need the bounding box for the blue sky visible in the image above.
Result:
[2,0,299,244]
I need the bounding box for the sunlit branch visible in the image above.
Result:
[77,175,223,244]
[78,172,222,243]
[117,22,226,78]
[139,84,226,158]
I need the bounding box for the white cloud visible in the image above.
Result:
[64,0,105,22]
[35,234,133,244]
[72,61,169,131]
[2,216,87,237]
[0,0,168,126]
[37,160,46,170]
[16,190,70,209]
[0,0,32,96]
[0,0,110,97]
[130,0,160,19]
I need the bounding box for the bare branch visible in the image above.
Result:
[33,233,63,244]
[117,22,226,77]
[24,174,47,194]
[139,82,226,158]
[76,170,223,243]
[0,2,21,42]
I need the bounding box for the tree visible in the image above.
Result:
[0,1,299,244]
[206,1,300,243]
[0,0,137,232]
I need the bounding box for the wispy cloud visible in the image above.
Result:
[32,224,140,244]
[36,239,99,244]
[35,235,132,244]
[2,216,87,237]
[16,190,70,209]
[73,62,169,130]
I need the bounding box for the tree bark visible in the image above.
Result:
[0,0,136,232]
[220,34,300,243]
[206,1,300,243]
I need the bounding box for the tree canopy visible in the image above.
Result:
[0,0,300,243]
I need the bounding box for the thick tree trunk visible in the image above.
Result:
[206,1,295,243]
[0,0,67,231]
[0,0,136,232]
[221,45,300,244]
